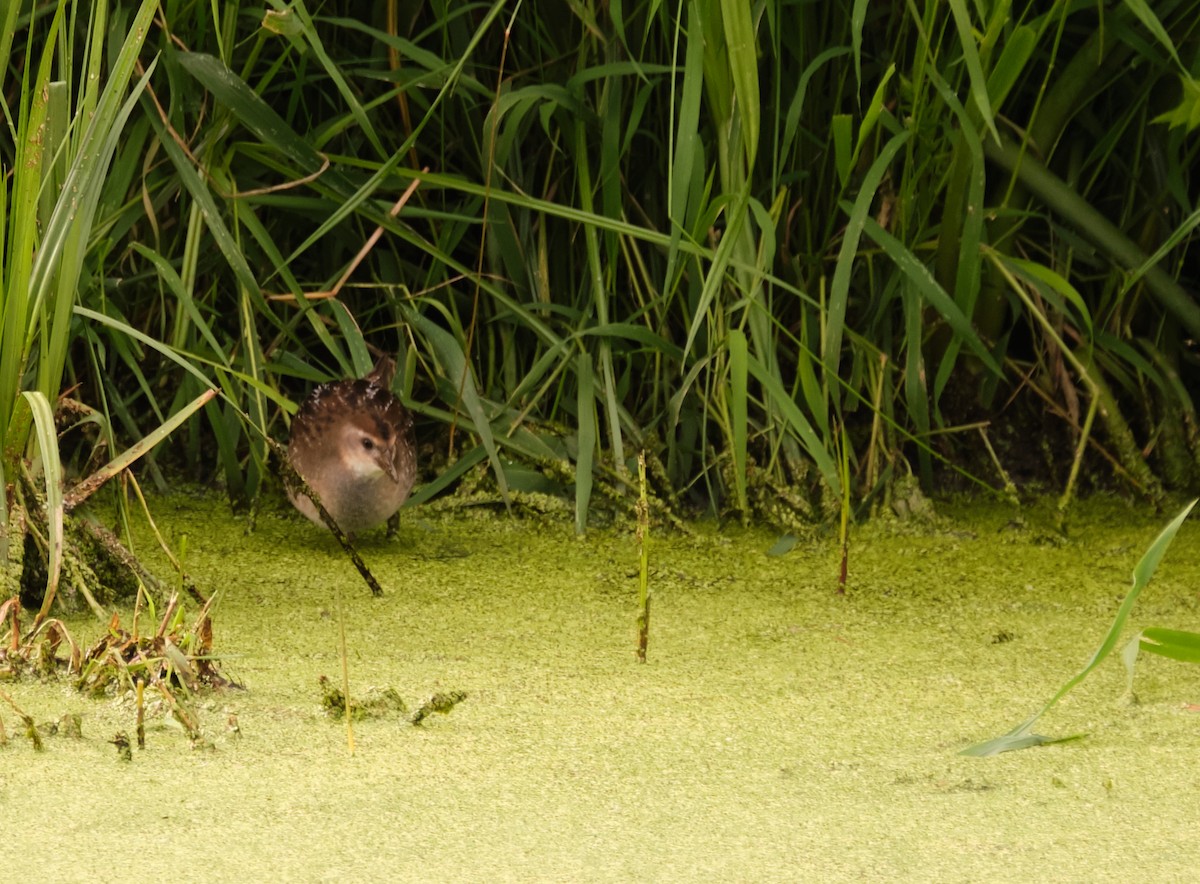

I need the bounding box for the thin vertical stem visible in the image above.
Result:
[636,452,651,663]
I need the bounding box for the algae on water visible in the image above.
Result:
[5,493,1200,880]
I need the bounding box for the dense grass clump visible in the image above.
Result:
[3,0,1200,551]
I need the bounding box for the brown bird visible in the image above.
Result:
[287,355,416,534]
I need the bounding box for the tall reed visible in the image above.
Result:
[1,0,159,601]
[4,0,1197,533]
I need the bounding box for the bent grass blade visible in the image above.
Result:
[961,499,1197,757]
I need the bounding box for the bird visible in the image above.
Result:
[287,355,416,535]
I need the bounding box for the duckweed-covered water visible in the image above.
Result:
[7,494,1200,880]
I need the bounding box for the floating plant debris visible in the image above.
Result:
[110,731,132,762]
[318,676,467,726]
[409,691,468,726]
[1,592,235,751]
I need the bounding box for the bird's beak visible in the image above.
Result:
[379,446,400,483]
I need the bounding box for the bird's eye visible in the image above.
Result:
[361,437,375,450]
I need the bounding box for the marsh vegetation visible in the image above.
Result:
[3,1,1200,875]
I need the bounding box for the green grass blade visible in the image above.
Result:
[996,253,1095,338]
[850,0,868,89]
[1138,627,1200,664]
[288,0,386,158]
[405,445,487,508]
[682,191,750,363]
[728,327,748,515]
[131,244,228,362]
[580,323,685,362]
[825,131,910,382]
[38,81,69,231]
[947,0,1000,143]
[0,0,20,90]
[1121,0,1184,71]
[29,0,159,403]
[330,301,371,378]
[985,134,1200,341]
[65,390,218,510]
[780,47,850,165]
[1122,624,1200,702]
[962,499,1197,756]
[720,0,759,165]
[21,392,63,624]
[958,732,1086,757]
[575,352,596,535]
[175,52,327,174]
[1,0,64,443]
[831,114,853,186]
[902,282,931,488]
[860,214,1001,375]
[667,1,706,290]
[986,24,1037,110]
[746,352,839,493]
[853,64,894,169]
[144,109,263,308]
[406,308,510,505]
[572,117,626,473]
[73,305,180,372]
[1121,206,1200,296]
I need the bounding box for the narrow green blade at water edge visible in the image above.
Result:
[1138,628,1200,664]
[961,499,1197,756]
[959,731,1086,758]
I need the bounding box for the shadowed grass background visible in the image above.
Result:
[3,0,1200,538]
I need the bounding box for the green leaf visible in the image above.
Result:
[826,131,910,381]
[145,109,263,307]
[1122,205,1200,292]
[832,114,853,186]
[962,499,1197,756]
[405,445,487,508]
[728,328,748,515]
[1139,627,1200,664]
[996,254,1094,338]
[1118,626,1200,700]
[65,390,218,511]
[575,352,596,535]
[286,0,386,158]
[986,25,1036,110]
[177,52,326,172]
[855,64,895,167]
[959,731,1086,758]
[406,308,510,505]
[682,192,750,360]
[720,0,759,165]
[38,54,151,400]
[665,2,706,292]
[580,323,685,362]
[781,47,850,161]
[947,0,1000,143]
[1121,0,1184,71]
[745,352,840,494]
[262,7,305,37]
[130,244,227,361]
[861,214,1001,375]
[21,392,63,623]
[850,0,868,89]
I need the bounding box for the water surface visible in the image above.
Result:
[7,494,1200,880]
